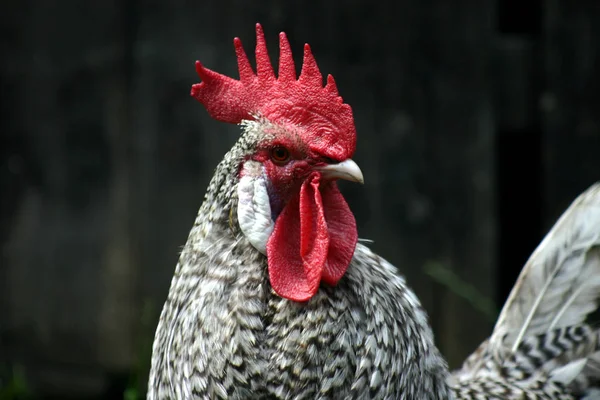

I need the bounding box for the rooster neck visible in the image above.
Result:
[151,122,454,398]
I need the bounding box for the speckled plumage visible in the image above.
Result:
[148,25,600,400]
[147,115,600,399]
[148,123,450,399]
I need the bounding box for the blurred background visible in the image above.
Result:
[1,0,599,398]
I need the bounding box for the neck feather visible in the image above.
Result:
[189,121,267,243]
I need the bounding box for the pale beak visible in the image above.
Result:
[317,159,364,184]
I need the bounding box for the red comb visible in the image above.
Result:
[191,23,356,161]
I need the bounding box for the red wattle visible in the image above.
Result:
[320,183,357,285]
[299,174,330,288]
[266,172,357,301]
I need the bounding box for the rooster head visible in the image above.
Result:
[191,24,362,302]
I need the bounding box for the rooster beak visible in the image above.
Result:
[318,159,364,184]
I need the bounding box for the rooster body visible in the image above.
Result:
[148,24,600,399]
[148,126,450,399]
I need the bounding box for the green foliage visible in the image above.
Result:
[123,299,155,400]
[0,364,32,400]
[424,261,498,323]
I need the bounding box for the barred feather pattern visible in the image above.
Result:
[451,326,600,399]
[451,183,600,399]
[147,122,451,399]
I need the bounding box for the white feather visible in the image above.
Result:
[549,359,588,386]
[489,182,600,353]
[582,389,600,400]
[237,161,274,255]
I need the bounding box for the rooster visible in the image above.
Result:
[147,24,600,399]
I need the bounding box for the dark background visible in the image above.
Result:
[1,0,599,398]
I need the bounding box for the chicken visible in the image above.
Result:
[147,24,600,399]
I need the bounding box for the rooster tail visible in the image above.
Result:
[578,351,600,396]
[459,182,600,391]
[490,182,600,351]
[548,347,600,397]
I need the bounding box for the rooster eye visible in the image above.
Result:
[270,146,291,164]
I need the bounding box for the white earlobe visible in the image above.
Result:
[237,163,274,255]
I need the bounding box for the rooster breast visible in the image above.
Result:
[148,223,451,400]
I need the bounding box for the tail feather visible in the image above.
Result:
[577,352,600,395]
[503,325,599,383]
[582,388,600,400]
[490,183,600,353]
[454,182,600,396]
[551,350,600,397]
[549,359,588,386]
